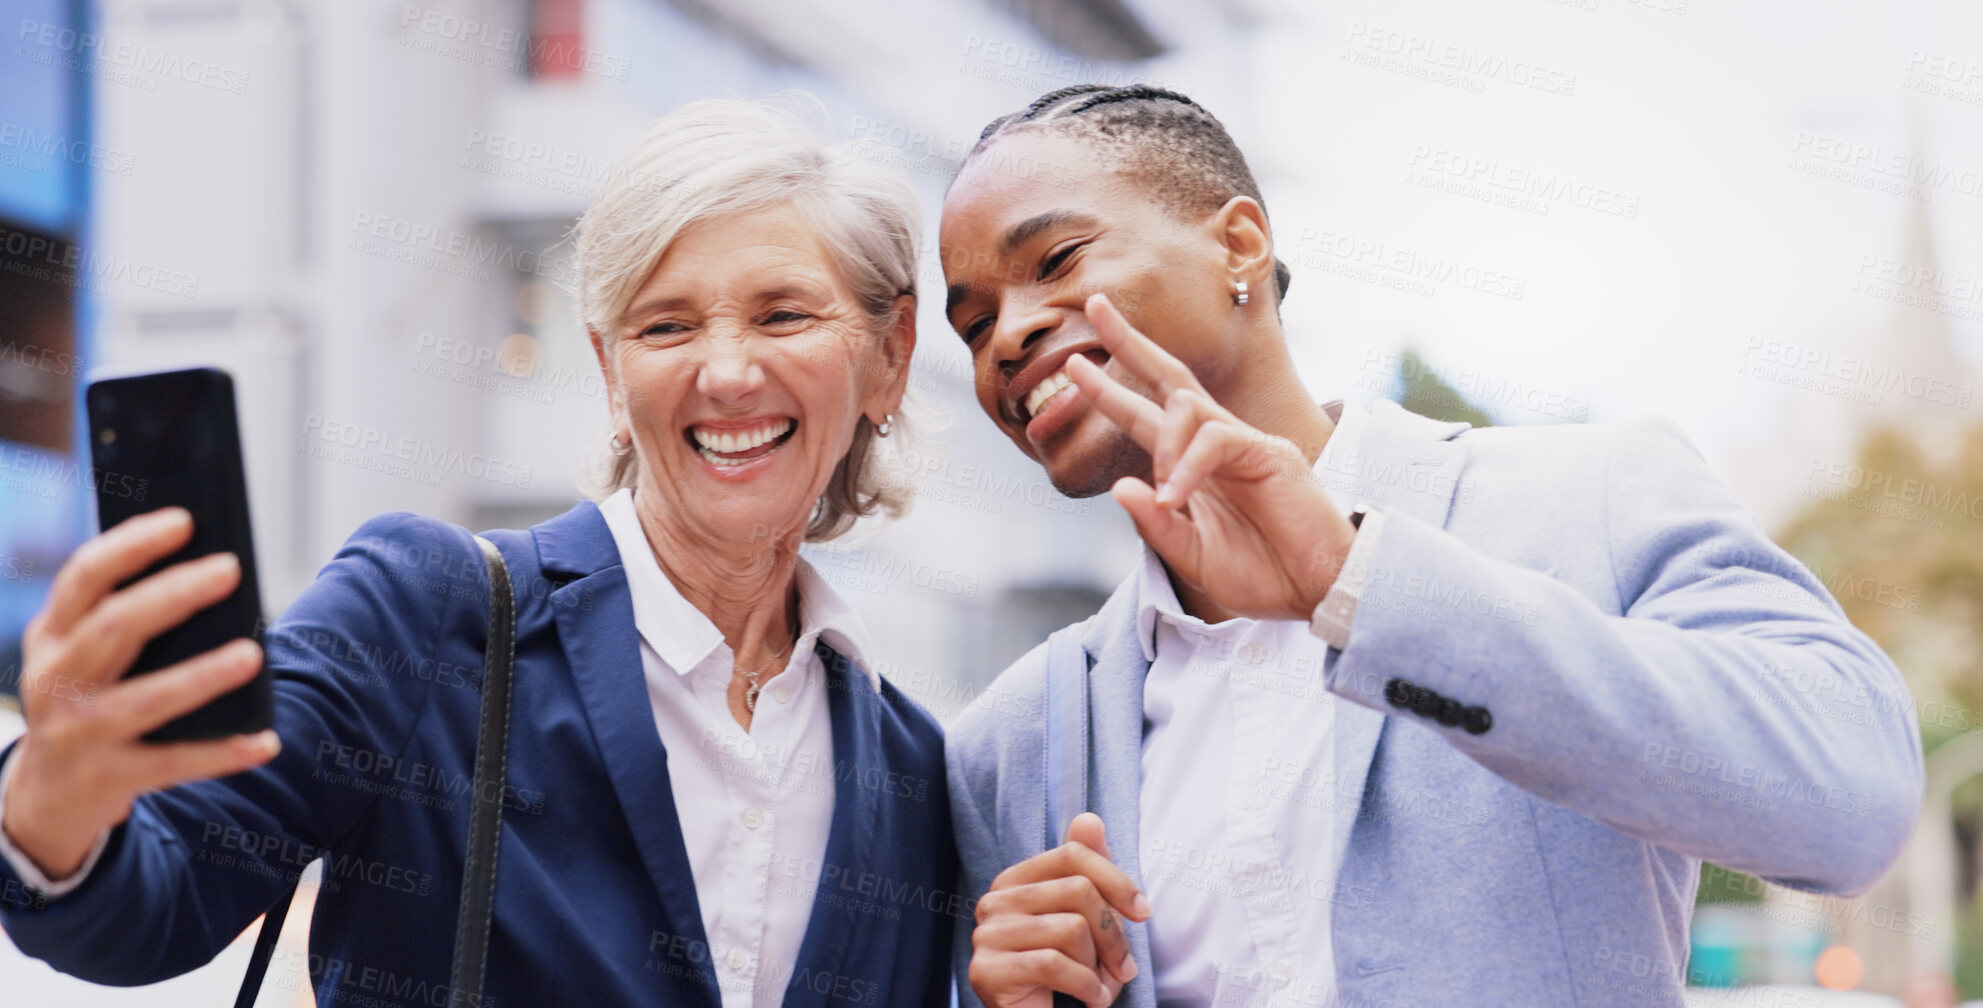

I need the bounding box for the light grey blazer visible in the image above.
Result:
[947,400,1923,1008]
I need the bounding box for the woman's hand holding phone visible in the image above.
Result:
[2,508,279,881]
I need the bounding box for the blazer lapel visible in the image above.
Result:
[1079,583,1159,1007]
[784,642,880,1008]
[533,504,720,1004]
[1325,400,1471,874]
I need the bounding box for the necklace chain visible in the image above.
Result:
[739,612,800,714]
[741,651,784,713]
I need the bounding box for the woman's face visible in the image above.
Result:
[595,201,913,547]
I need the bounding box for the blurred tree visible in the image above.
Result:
[1392,347,1496,428]
[1698,422,1983,993]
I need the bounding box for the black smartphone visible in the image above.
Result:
[85,366,271,742]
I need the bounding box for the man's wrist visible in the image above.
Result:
[1309,508,1386,649]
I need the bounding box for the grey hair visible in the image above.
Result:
[573,95,922,541]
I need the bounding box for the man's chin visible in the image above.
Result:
[1041,437,1151,501]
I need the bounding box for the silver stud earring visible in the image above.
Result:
[609,432,630,453]
[876,413,894,437]
[1233,281,1250,306]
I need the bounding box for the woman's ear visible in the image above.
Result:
[1213,196,1275,294]
[867,294,918,421]
[589,328,628,428]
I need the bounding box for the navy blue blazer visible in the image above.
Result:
[0,502,958,1006]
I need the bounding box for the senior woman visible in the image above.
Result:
[0,99,954,1006]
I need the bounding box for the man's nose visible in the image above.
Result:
[992,305,1058,382]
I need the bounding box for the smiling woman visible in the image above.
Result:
[574,97,920,542]
[0,96,955,1008]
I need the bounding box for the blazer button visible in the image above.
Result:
[1435,697,1463,727]
[1411,688,1440,718]
[1463,706,1492,735]
[1383,678,1412,708]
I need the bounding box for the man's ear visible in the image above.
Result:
[1213,196,1275,294]
[869,294,918,421]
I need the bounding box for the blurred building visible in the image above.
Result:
[16,0,1293,713]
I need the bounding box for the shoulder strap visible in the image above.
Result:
[235,532,517,1007]
[1042,624,1091,850]
[232,886,293,1007]
[450,534,517,1002]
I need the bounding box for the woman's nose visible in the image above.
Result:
[695,334,764,401]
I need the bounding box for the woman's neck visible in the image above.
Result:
[630,494,804,671]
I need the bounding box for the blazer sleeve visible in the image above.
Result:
[0,511,478,984]
[1324,416,1923,897]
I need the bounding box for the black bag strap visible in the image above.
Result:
[234,532,516,1006]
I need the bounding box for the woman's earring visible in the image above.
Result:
[609,432,630,453]
[876,414,894,437]
[1233,280,1250,307]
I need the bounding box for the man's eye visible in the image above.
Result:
[1039,242,1083,280]
[961,316,993,348]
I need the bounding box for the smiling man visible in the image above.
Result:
[939,84,1923,1008]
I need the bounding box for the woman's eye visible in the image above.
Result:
[763,310,811,326]
[1039,242,1082,280]
[640,322,687,338]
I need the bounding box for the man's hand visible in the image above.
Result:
[1066,293,1358,621]
[969,813,1150,1008]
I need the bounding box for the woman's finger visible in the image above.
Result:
[1066,352,1164,452]
[41,508,193,634]
[94,638,263,737]
[1083,293,1204,401]
[124,729,280,796]
[62,552,242,687]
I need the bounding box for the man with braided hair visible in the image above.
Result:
[941,85,1920,1008]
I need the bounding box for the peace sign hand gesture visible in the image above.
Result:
[1065,294,1358,623]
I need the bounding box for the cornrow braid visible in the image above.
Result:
[963,84,1291,304]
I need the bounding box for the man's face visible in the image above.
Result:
[940,131,1245,498]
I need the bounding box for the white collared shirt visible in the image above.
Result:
[1136,399,1370,1008]
[599,488,878,1008]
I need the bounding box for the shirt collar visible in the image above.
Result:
[1132,398,1370,662]
[597,488,880,693]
